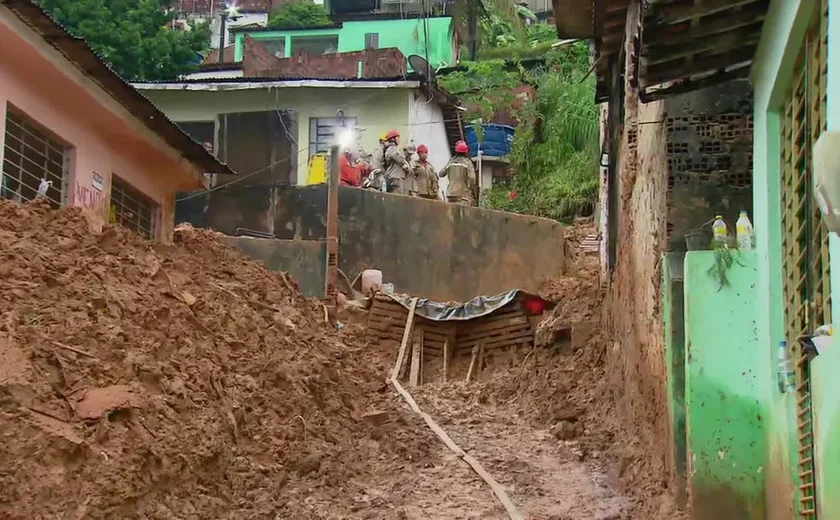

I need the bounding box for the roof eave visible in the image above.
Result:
[1,0,236,176]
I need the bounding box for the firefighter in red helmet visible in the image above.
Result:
[439,140,477,206]
[383,129,410,195]
[413,144,439,200]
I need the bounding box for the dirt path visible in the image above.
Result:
[413,386,634,520]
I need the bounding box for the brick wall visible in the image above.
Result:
[241,36,407,79]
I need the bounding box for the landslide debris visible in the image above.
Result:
[0,200,435,518]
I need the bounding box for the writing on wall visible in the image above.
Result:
[75,180,103,209]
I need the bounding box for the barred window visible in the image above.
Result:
[110,175,158,240]
[2,108,70,207]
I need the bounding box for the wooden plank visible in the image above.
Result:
[458,323,531,343]
[458,333,534,352]
[644,45,757,85]
[646,0,763,25]
[391,298,418,381]
[442,337,450,383]
[465,345,480,382]
[371,307,409,320]
[459,309,523,328]
[409,330,423,388]
[458,316,529,336]
[387,375,524,520]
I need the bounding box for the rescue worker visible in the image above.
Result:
[339,147,363,187]
[367,132,388,191]
[439,140,477,206]
[403,143,421,197]
[414,144,440,200]
[383,129,411,195]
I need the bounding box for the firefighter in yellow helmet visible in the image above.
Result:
[366,131,388,191]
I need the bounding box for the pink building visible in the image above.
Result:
[0,0,234,242]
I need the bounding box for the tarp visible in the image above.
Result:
[382,290,541,322]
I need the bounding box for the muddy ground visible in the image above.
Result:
[0,201,679,518]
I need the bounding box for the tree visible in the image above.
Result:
[267,0,330,29]
[449,0,526,60]
[37,0,209,81]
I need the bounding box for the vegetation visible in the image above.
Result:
[449,0,528,60]
[37,0,209,81]
[439,37,599,222]
[267,0,331,29]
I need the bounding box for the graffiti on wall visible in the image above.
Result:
[75,172,105,209]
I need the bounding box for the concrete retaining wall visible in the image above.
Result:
[182,184,566,301]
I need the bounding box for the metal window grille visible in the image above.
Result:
[309,117,357,157]
[2,109,70,208]
[779,3,828,518]
[110,175,158,240]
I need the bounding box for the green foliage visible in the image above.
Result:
[267,0,330,28]
[440,41,600,222]
[36,0,209,81]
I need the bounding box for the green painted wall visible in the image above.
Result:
[811,344,840,518]
[233,18,455,69]
[683,250,767,519]
[750,1,825,517]
[752,0,840,517]
[662,253,688,509]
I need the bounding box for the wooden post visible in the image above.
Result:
[465,344,479,383]
[391,298,418,381]
[324,144,340,306]
[442,337,450,383]
[409,329,423,387]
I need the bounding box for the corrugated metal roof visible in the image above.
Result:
[136,74,424,84]
[1,0,236,175]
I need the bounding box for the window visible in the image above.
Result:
[290,35,339,56]
[779,3,827,518]
[309,117,357,157]
[261,38,286,58]
[364,33,379,50]
[110,175,158,239]
[217,111,296,185]
[2,108,70,207]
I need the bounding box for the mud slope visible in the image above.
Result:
[0,200,438,519]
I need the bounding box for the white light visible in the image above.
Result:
[225,2,240,17]
[337,129,354,148]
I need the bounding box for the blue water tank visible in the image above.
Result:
[463,124,515,157]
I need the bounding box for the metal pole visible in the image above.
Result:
[324,144,340,307]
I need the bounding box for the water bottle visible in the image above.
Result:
[777,341,795,393]
[712,215,728,246]
[736,210,754,250]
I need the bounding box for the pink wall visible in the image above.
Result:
[0,12,203,240]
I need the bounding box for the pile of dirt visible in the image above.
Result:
[416,221,684,518]
[0,200,436,518]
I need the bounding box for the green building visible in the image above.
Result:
[751,1,840,518]
[554,0,840,517]
[231,16,456,70]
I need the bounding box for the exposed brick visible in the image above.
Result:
[242,36,406,79]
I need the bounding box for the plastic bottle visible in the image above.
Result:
[736,210,754,250]
[712,215,728,246]
[777,341,795,393]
